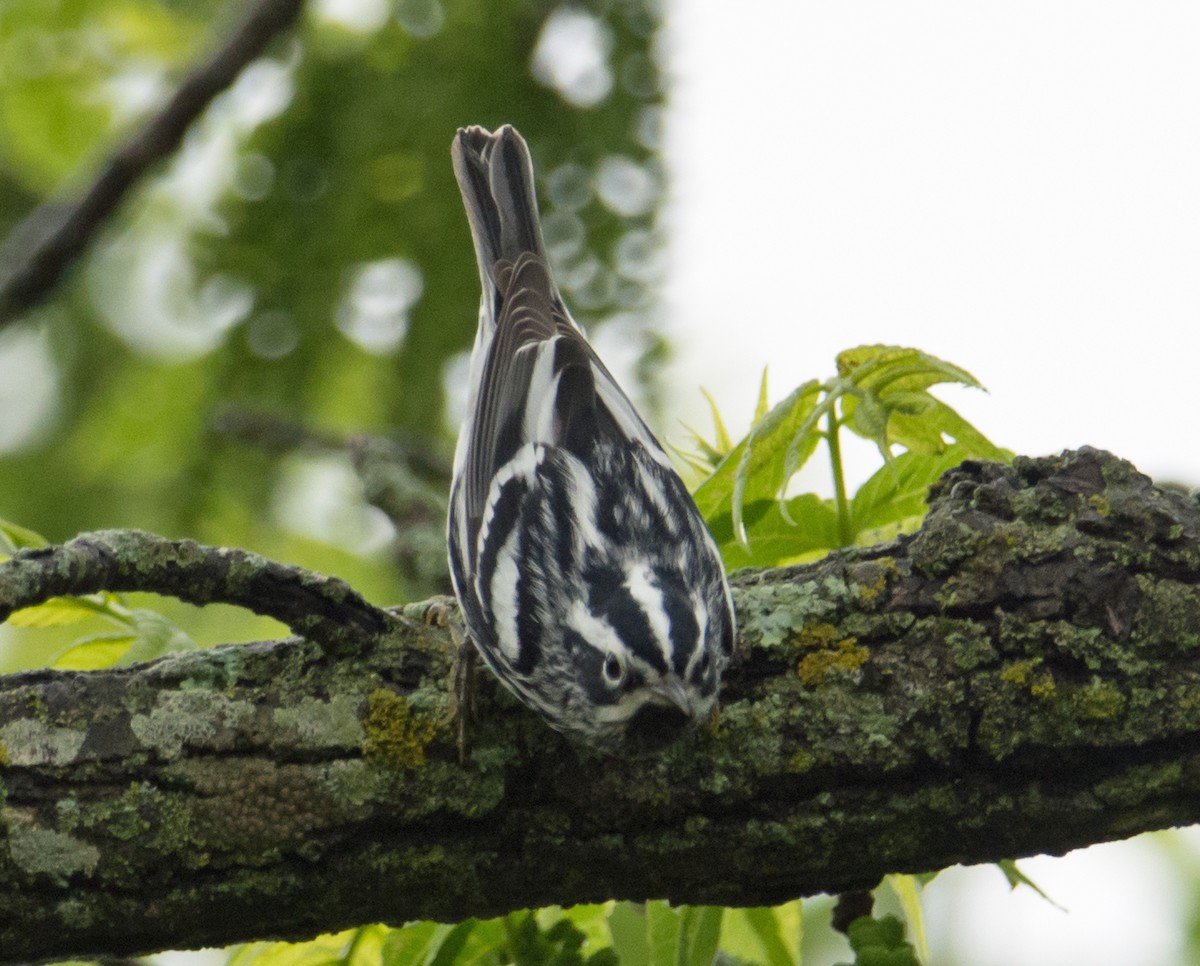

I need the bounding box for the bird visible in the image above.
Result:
[447,124,735,747]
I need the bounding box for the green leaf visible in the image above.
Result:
[677,907,723,966]
[460,916,508,964]
[692,379,822,549]
[847,391,889,443]
[676,425,726,472]
[997,859,1065,910]
[645,901,681,966]
[837,915,919,966]
[707,494,841,569]
[754,368,771,424]
[51,633,136,670]
[886,400,1008,460]
[836,345,982,395]
[6,595,109,628]
[741,905,800,966]
[608,903,650,966]
[700,388,733,454]
[849,446,975,539]
[558,903,617,956]
[879,390,936,417]
[380,921,443,966]
[0,516,49,553]
[427,920,478,966]
[225,931,368,966]
[120,609,197,665]
[835,345,997,459]
[693,378,816,514]
[884,875,928,963]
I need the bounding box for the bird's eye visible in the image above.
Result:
[603,653,625,685]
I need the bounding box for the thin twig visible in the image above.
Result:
[0,0,308,326]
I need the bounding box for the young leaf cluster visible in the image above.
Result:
[218,901,802,966]
[686,346,1009,569]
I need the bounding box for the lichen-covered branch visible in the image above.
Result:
[0,529,408,656]
[4,448,1200,963]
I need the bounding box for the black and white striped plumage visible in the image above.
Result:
[447,125,734,746]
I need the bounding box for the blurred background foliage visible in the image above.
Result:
[0,0,671,669]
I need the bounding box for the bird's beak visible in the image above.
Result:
[649,674,693,717]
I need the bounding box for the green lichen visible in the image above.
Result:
[945,621,996,671]
[274,694,366,748]
[1093,761,1182,809]
[0,740,8,767]
[55,897,98,929]
[1073,677,1126,720]
[180,645,246,691]
[1132,574,1200,653]
[1087,493,1111,517]
[732,576,853,651]
[0,719,86,766]
[103,782,156,841]
[362,688,436,770]
[7,825,100,883]
[1047,622,1116,672]
[130,690,254,759]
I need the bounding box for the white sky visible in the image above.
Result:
[664,1,1200,491]
[664,4,1200,965]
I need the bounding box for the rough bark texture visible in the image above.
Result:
[4,448,1200,963]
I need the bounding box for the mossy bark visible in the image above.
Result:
[4,448,1200,963]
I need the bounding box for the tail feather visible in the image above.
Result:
[452,125,547,289]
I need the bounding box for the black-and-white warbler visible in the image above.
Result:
[447,125,735,746]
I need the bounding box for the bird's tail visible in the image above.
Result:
[452,125,549,297]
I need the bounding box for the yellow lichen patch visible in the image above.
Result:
[1088,493,1111,518]
[362,688,436,770]
[856,573,889,602]
[796,622,843,649]
[1030,673,1056,700]
[0,740,8,767]
[797,636,868,686]
[1000,658,1040,687]
[1000,658,1056,700]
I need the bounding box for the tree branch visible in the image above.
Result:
[0,529,407,656]
[0,0,308,326]
[4,448,1200,962]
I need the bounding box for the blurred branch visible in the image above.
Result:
[212,406,454,484]
[0,529,406,657]
[0,0,308,326]
[5,449,1200,961]
[214,406,453,590]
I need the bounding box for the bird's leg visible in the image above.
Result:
[420,596,476,763]
[452,640,478,763]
